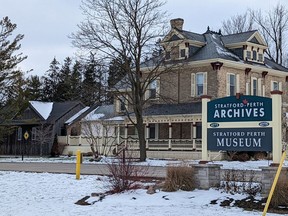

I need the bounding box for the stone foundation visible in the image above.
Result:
[192,164,222,189]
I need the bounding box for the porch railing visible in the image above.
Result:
[58,136,202,151]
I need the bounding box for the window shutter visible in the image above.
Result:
[115,99,120,112]
[191,73,196,97]
[257,78,262,96]
[270,81,273,91]
[246,82,250,95]
[279,82,282,91]
[236,74,240,93]
[203,72,207,95]
[226,74,230,96]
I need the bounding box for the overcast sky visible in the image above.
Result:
[1,0,287,76]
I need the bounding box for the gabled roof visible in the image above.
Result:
[83,104,124,122]
[221,30,258,45]
[46,101,84,123]
[180,30,206,43]
[65,106,90,125]
[29,101,53,120]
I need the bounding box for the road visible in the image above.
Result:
[0,162,167,178]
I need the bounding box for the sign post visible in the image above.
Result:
[201,95,211,162]
[23,131,29,161]
[271,91,282,164]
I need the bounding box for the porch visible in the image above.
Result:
[58,121,203,156]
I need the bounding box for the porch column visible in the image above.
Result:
[100,125,105,154]
[117,124,120,145]
[146,123,149,149]
[168,122,172,150]
[124,124,128,148]
[192,123,197,149]
[116,124,120,152]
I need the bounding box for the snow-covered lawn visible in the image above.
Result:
[0,171,281,216]
[0,155,283,170]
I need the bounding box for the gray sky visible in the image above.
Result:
[0,0,287,76]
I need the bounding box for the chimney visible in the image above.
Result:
[170,18,184,30]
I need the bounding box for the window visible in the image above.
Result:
[17,127,22,141]
[32,127,36,140]
[251,77,257,95]
[253,50,257,60]
[227,73,237,96]
[149,124,156,139]
[146,79,160,100]
[271,81,282,91]
[149,80,157,99]
[191,72,207,97]
[196,122,202,139]
[196,73,204,96]
[120,98,126,111]
[180,49,186,58]
[117,95,127,112]
[246,51,251,60]
[258,53,263,62]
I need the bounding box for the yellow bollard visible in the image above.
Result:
[262,151,287,216]
[76,150,81,180]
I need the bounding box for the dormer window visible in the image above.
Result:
[246,51,251,60]
[258,53,263,62]
[253,50,257,60]
[180,49,186,58]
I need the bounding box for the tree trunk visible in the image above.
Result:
[135,112,146,161]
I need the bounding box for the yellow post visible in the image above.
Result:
[76,150,81,180]
[262,151,286,216]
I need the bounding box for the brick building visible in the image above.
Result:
[63,18,288,159]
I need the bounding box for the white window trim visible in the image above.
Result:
[251,77,258,96]
[116,95,128,113]
[145,78,160,100]
[191,72,207,97]
[226,73,237,96]
[271,80,282,91]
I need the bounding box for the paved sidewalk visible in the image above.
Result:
[0,162,167,178]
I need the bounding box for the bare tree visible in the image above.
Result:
[35,124,53,156]
[250,4,288,65]
[222,12,254,35]
[82,120,118,160]
[71,0,171,161]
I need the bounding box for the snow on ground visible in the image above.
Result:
[0,171,280,216]
[0,155,283,170]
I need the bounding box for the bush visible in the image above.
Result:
[163,166,195,192]
[105,150,148,193]
[270,176,288,208]
[220,169,261,196]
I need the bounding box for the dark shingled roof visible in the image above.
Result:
[221,30,258,45]
[142,102,202,116]
[190,33,241,62]
[180,30,206,43]
[46,101,83,123]
[93,104,115,119]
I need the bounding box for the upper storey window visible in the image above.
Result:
[246,51,251,60]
